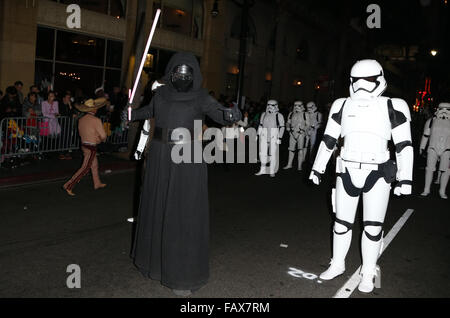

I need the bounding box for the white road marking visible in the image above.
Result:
[333,208,414,298]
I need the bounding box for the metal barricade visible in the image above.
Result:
[0,115,129,167]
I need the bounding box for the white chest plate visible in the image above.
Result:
[263,113,278,129]
[430,119,450,154]
[309,112,320,127]
[340,98,391,163]
[291,112,307,130]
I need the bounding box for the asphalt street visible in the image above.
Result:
[0,153,449,298]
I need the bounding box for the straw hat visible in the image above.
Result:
[76,97,108,112]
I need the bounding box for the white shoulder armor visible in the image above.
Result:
[390,98,411,121]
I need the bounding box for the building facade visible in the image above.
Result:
[0,0,367,107]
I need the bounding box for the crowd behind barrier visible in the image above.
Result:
[0,115,129,167]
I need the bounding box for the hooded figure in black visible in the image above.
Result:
[129,52,241,293]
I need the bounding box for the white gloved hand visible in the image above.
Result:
[394,183,412,196]
[309,170,322,185]
[134,150,143,160]
[277,139,282,145]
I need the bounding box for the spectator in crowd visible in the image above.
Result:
[95,86,110,117]
[109,86,127,130]
[29,85,43,110]
[42,91,61,137]
[23,92,42,117]
[0,86,21,119]
[14,81,24,105]
[0,89,3,101]
[58,92,78,160]
[59,92,77,118]
[23,92,41,140]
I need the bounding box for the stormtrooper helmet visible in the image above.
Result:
[349,59,387,99]
[293,101,305,113]
[436,103,450,120]
[170,64,194,92]
[267,100,279,113]
[306,101,317,113]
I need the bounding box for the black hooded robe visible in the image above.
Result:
[130,52,234,290]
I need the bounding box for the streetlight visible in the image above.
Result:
[211,0,219,17]
[430,49,438,56]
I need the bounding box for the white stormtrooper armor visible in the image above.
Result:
[309,60,413,293]
[256,100,285,177]
[305,101,323,159]
[420,103,450,199]
[284,101,310,170]
[134,81,164,160]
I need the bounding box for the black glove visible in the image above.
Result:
[223,106,242,123]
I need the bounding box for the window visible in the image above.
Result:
[296,39,309,61]
[106,40,124,68]
[55,63,103,97]
[56,31,105,66]
[54,0,127,18]
[59,0,108,15]
[153,0,204,39]
[35,27,123,96]
[110,0,127,18]
[36,27,55,60]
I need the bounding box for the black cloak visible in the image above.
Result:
[130,52,234,290]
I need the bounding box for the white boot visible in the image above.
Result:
[435,171,442,185]
[298,149,305,171]
[255,166,267,176]
[421,168,434,196]
[439,171,449,199]
[320,226,352,280]
[320,259,345,280]
[283,151,295,169]
[359,229,383,293]
[358,266,381,293]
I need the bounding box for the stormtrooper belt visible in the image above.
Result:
[153,127,195,145]
[339,158,379,171]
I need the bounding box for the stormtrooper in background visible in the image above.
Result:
[284,101,310,170]
[134,80,165,160]
[305,101,323,160]
[309,60,413,293]
[256,100,285,177]
[420,102,450,199]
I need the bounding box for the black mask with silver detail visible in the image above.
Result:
[171,64,194,92]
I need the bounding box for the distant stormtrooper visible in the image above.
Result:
[256,100,285,177]
[284,101,310,170]
[420,103,450,199]
[134,80,164,160]
[305,101,323,159]
[309,60,413,293]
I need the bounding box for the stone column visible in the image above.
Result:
[0,0,38,92]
